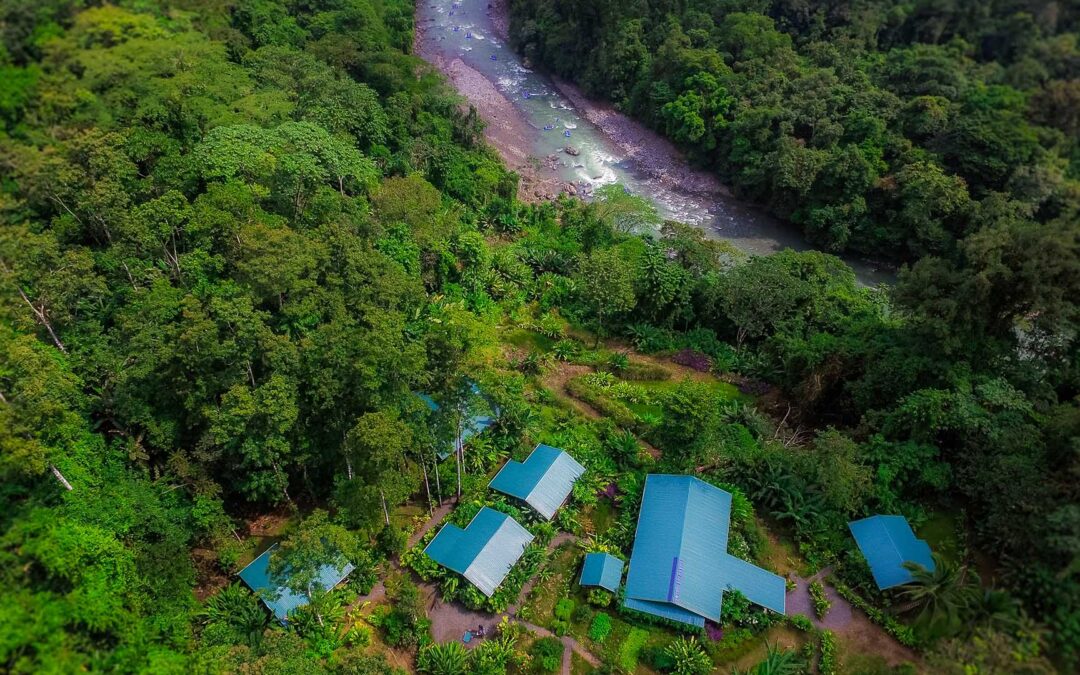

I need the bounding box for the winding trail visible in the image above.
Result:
[785,567,919,668]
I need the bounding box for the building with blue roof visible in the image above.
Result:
[579,552,624,593]
[849,515,935,590]
[623,475,786,627]
[418,383,499,460]
[237,544,355,624]
[489,444,585,519]
[424,506,535,596]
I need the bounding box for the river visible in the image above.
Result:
[415,0,893,286]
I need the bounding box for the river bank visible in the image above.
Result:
[414,16,566,201]
[486,0,728,200]
[414,0,894,284]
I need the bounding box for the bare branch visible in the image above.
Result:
[50,464,73,491]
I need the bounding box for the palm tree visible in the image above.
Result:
[202,583,268,646]
[733,642,804,675]
[417,641,469,675]
[607,429,641,464]
[896,554,977,637]
[664,636,712,675]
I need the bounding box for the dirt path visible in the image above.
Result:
[786,568,919,668]
[508,532,577,615]
[519,619,601,673]
[408,501,454,548]
[540,363,601,419]
[538,358,666,457]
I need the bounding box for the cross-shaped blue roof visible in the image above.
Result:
[623,475,786,627]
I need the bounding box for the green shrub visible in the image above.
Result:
[588,612,613,642]
[641,644,675,670]
[554,598,575,621]
[617,627,649,673]
[377,524,408,556]
[343,624,371,647]
[819,630,838,675]
[566,377,639,429]
[809,580,832,619]
[530,636,564,673]
[551,619,569,636]
[789,614,814,632]
[572,602,592,624]
[552,339,580,361]
[587,588,614,607]
[618,360,671,381]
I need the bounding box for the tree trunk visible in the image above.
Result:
[380,489,390,526]
[308,585,324,626]
[273,461,295,509]
[0,258,67,353]
[455,414,464,500]
[421,459,432,515]
[346,456,353,481]
[433,451,443,503]
[455,441,463,500]
[50,464,73,491]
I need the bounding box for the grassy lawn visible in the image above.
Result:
[570,651,595,675]
[504,328,556,353]
[721,624,808,671]
[626,401,665,419]
[390,504,427,538]
[917,509,961,565]
[586,500,616,536]
[757,518,816,578]
[634,377,743,402]
[520,544,581,627]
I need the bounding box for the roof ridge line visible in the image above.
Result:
[881,516,908,564]
[668,477,693,606]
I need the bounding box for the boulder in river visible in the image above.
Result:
[564,145,580,156]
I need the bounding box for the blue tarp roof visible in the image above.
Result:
[489,444,585,519]
[849,515,935,590]
[424,507,535,596]
[623,475,786,627]
[237,544,355,624]
[418,383,499,460]
[579,552,624,592]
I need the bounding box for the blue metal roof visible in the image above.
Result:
[624,597,706,627]
[579,552,624,592]
[623,475,786,626]
[489,444,585,519]
[424,507,534,596]
[849,515,935,590]
[417,383,499,460]
[237,544,355,624]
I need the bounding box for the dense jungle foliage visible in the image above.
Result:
[0,0,1077,673]
[508,0,1080,260]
